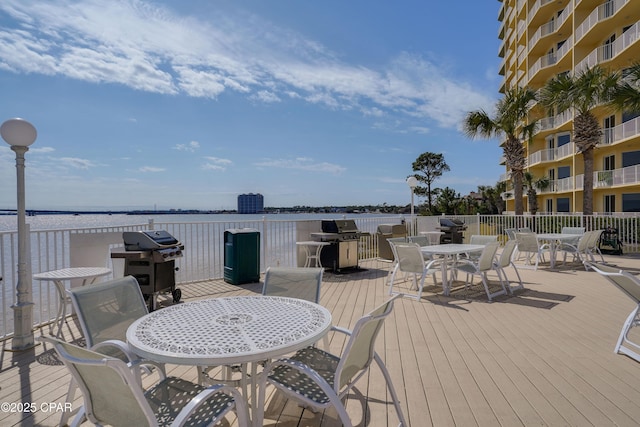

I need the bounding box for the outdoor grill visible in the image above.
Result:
[310,219,362,271]
[110,230,183,310]
[437,218,467,244]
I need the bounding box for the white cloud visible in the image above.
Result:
[56,157,97,169]
[174,141,200,152]
[138,166,165,172]
[0,0,495,128]
[254,157,346,175]
[202,156,232,171]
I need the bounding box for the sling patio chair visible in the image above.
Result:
[59,275,165,427]
[262,266,323,303]
[514,232,548,270]
[452,241,507,301]
[40,336,249,427]
[586,262,640,363]
[494,239,524,294]
[388,242,441,300]
[256,295,408,427]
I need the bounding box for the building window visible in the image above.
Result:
[622,194,640,213]
[557,133,570,146]
[622,150,640,168]
[557,197,570,212]
[557,166,570,179]
[604,195,615,213]
[603,115,615,144]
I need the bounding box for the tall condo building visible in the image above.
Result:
[237,193,264,214]
[498,0,640,213]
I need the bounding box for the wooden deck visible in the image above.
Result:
[2,253,640,426]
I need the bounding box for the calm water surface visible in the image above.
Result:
[0,212,398,232]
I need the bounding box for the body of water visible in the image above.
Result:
[0,212,400,232]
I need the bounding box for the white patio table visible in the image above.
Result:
[33,267,112,338]
[536,233,579,268]
[420,243,485,296]
[126,295,332,426]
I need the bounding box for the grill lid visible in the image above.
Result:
[123,230,181,250]
[321,219,359,233]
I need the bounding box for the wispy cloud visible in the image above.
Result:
[255,157,346,175]
[202,156,232,171]
[0,0,495,129]
[174,141,200,152]
[138,166,165,172]
[57,157,97,169]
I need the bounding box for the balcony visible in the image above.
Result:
[528,142,576,166]
[528,7,571,54]
[599,115,640,146]
[575,23,640,73]
[536,109,574,134]
[594,164,640,188]
[576,0,630,44]
[528,36,573,84]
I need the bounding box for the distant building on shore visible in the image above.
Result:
[237,193,264,214]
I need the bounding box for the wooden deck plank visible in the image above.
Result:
[1,254,640,426]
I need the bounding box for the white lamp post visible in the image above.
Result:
[406,176,418,236]
[1,118,37,351]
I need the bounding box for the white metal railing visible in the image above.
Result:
[576,23,639,73]
[576,0,629,42]
[528,0,556,25]
[594,164,640,188]
[0,216,402,340]
[529,148,556,166]
[600,115,640,146]
[2,212,639,341]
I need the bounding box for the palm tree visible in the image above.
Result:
[523,172,550,215]
[539,65,619,215]
[463,87,537,215]
[611,62,640,113]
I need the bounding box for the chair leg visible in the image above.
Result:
[616,304,640,362]
[59,378,78,427]
[373,352,409,427]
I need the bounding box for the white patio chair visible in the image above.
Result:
[452,241,506,301]
[256,295,408,427]
[558,230,596,269]
[262,266,323,303]
[388,243,441,300]
[469,234,499,245]
[586,262,640,363]
[586,229,606,263]
[561,226,585,246]
[494,239,524,294]
[514,232,548,270]
[465,235,499,261]
[40,336,249,427]
[60,275,164,427]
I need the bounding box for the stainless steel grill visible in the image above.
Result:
[437,218,467,244]
[310,219,362,271]
[111,230,183,310]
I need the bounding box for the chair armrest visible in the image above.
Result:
[172,383,248,427]
[330,325,352,336]
[91,339,138,362]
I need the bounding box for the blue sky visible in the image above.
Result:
[0,0,503,211]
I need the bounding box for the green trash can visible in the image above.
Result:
[224,228,260,285]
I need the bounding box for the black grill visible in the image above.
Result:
[310,219,362,271]
[111,230,183,310]
[437,218,467,244]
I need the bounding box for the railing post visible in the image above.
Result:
[262,216,267,273]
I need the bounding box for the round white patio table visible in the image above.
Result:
[536,233,578,269]
[33,267,112,338]
[126,295,332,426]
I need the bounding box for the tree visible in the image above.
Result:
[611,62,640,113]
[523,172,550,215]
[463,87,537,215]
[411,152,450,214]
[540,65,619,215]
[435,187,462,215]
